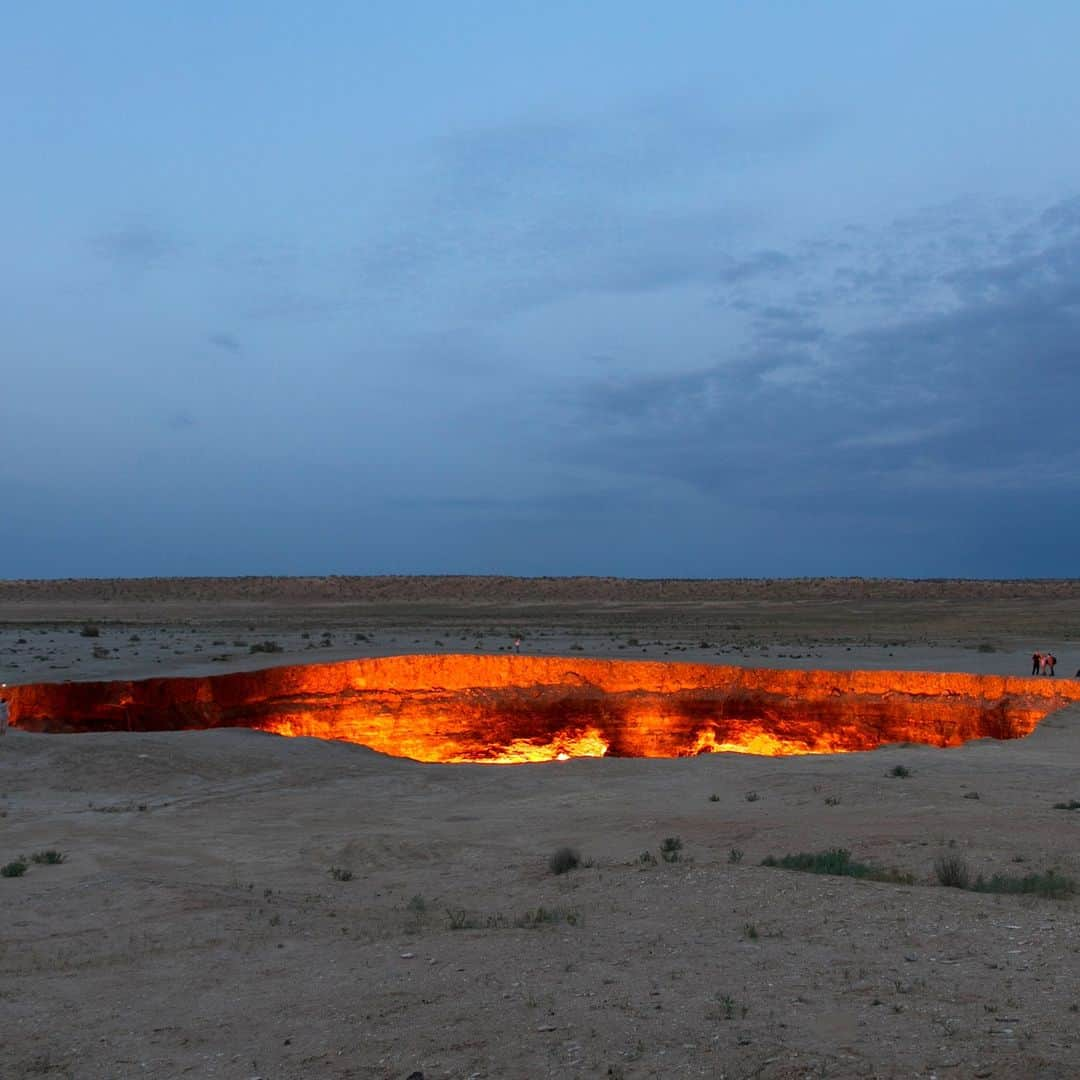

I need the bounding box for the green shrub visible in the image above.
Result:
[974,869,1075,899]
[1,860,28,878]
[762,847,913,884]
[888,765,912,778]
[329,866,354,882]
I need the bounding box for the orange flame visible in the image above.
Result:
[8,654,1080,763]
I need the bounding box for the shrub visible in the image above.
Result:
[79,624,100,638]
[745,790,760,802]
[1,860,28,878]
[249,641,283,654]
[659,837,683,863]
[446,908,481,930]
[638,851,657,866]
[974,869,1075,899]
[30,850,65,865]
[728,847,744,864]
[515,905,579,928]
[888,765,912,778]
[708,793,720,802]
[1053,800,1080,810]
[329,866,354,882]
[762,847,913,884]
[548,846,581,875]
[934,854,971,889]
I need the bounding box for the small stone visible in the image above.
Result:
[400,952,415,959]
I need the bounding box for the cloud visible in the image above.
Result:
[208,332,242,354]
[165,410,197,430]
[91,224,176,269]
[715,251,796,284]
[341,96,834,319]
[557,194,1080,526]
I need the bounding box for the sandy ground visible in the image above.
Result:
[3,578,1080,1079]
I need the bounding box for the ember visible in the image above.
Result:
[8,655,1080,763]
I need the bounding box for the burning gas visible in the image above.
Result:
[8,654,1080,763]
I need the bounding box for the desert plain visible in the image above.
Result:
[3,576,1080,1080]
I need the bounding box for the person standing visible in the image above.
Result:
[1049,653,1057,677]
[1032,651,1042,676]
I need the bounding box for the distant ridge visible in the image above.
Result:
[2,575,1079,606]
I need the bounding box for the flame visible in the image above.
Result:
[261,711,609,764]
[690,726,816,756]
[9,653,1080,764]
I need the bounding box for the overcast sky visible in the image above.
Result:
[4,2,1080,579]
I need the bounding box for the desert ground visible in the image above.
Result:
[3,577,1080,1079]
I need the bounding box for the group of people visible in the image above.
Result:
[1031,651,1058,676]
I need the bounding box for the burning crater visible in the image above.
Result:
[8,655,1080,763]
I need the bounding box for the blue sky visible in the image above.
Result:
[4,2,1080,578]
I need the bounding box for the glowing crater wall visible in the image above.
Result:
[9,655,1080,763]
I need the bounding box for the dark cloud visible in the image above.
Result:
[549,195,1080,573]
